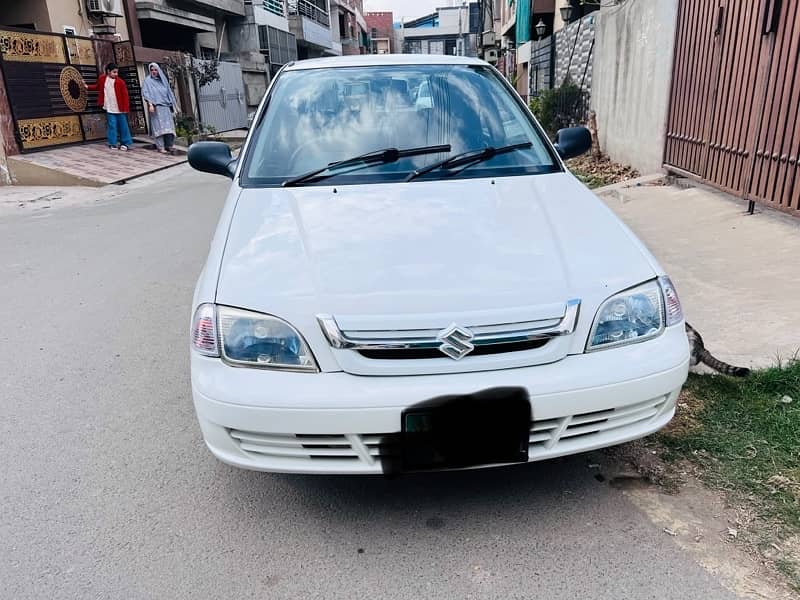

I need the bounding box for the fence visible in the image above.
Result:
[664,0,800,214]
[530,36,553,97]
[527,13,595,130]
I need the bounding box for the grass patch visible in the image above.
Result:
[659,363,800,587]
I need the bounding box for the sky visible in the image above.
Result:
[363,0,447,22]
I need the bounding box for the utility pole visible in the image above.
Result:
[458,0,466,56]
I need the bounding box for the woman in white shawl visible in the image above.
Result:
[142,62,178,154]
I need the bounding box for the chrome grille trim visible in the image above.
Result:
[317,299,581,351]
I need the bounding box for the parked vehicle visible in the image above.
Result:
[188,55,689,475]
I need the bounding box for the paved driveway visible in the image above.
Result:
[598,181,800,369]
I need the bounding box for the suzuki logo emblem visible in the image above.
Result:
[437,324,475,360]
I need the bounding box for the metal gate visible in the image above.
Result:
[0,27,146,152]
[195,60,247,133]
[664,0,800,214]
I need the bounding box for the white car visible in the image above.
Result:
[187,55,689,475]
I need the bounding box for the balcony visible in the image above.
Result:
[288,0,333,51]
[331,0,367,31]
[135,1,216,33]
[182,0,244,16]
[288,0,330,27]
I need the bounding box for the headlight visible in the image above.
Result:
[587,280,666,351]
[191,304,318,371]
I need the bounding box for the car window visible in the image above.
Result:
[242,64,558,187]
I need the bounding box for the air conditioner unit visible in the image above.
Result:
[484,48,498,64]
[87,0,123,17]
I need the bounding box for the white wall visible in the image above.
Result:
[254,6,289,32]
[516,40,531,65]
[591,0,679,174]
[436,6,470,34]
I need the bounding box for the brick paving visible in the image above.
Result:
[10,142,186,185]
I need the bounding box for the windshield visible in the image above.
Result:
[242,64,559,186]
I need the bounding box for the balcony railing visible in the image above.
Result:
[288,0,330,27]
[263,0,285,17]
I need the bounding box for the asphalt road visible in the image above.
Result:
[1,166,743,600]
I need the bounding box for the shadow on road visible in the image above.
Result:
[221,455,603,529]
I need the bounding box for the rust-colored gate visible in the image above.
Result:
[664,0,800,214]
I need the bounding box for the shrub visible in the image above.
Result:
[528,77,588,136]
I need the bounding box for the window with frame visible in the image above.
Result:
[263,0,285,17]
[259,26,298,66]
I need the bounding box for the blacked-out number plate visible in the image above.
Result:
[401,387,530,471]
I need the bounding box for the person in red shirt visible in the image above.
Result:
[85,62,134,151]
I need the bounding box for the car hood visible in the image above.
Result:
[215,173,658,324]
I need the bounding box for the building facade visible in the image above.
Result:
[492,0,597,100]
[255,0,298,76]
[287,0,333,58]
[1,0,130,38]
[365,11,393,54]
[331,0,368,56]
[131,0,269,111]
[402,3,480,58]
[287,0,366,59]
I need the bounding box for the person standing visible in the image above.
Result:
[85,62,134,151]
[142,62,178,154]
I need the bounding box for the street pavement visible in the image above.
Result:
[1,166,744,599]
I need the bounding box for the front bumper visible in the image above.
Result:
[191,324,689,474]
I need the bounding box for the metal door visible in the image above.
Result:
[0,27,146,151]
[195,60,247,132]
[664,0,800,214]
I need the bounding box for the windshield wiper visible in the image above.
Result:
[282,144,451,187]
[405,142,533,182]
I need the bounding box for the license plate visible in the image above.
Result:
[401,387,530,471]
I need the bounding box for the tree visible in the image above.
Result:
[163,54,221,89]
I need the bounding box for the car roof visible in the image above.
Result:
[284,54,487,71]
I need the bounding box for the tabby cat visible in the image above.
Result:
[685,322,750,377]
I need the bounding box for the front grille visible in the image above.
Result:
[229,430,395,462]
[229,395,670,467]
[317,301,580,375]
[528,396,669,453]
[358,338,550,360]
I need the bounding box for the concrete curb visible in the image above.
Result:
[592,173,667,195]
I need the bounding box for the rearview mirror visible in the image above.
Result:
[554,127,592,160]
[188,141,237,179]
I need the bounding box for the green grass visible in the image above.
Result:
[659,363,800,586]
[572,171,610,190]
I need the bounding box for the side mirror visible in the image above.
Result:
[554,126,592,160]
[188,141,237,179]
